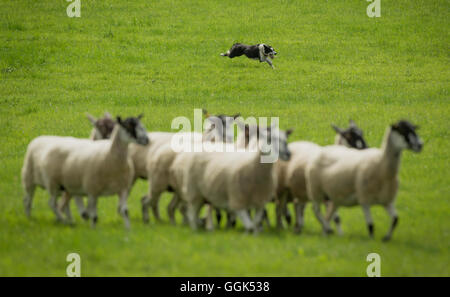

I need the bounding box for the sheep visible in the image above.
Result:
[141,112,240,224]
[137,109,239,185]
[213,122,273,229]
[21,115,149,228]
[169,124,292,232]
[166,120,260,228]
[87,112,116,141]
[23,112,116,222]
[59,112,117,222]
[58,113,170,222]
[305,120,423,241]
[274,120,368,233]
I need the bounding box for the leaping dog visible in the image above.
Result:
[221,43,277,69]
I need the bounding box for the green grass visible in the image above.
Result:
[0,0,449,276]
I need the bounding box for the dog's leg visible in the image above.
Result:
[266,59,274,69]
[220,50,230,57]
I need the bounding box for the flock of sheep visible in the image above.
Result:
[21,110,423,241]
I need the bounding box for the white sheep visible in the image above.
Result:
[274,120,368,233]
[60,112,117,222]
[21,115,149,228]
[141,112,240,224]
[59,113,170,222]
[305,120,422,241]
[169,124,292,232]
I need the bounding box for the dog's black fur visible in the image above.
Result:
[221,43,277,68]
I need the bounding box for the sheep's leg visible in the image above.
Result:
[362,204,374,238]
[275,199,283,229]
[168,193,180,225]
[255,208,267,229]
[325,201,341,235]
[48,193,64,222]
[275,194,287,229]
[312,201,333,234]
[382,203,398,242]
[293,201,306,234]
[23,185,35,218]
[236,209,254,232]
[141,194,151,224]
[179,201,189,225]
[226,211,236,229]
[58,192,73,224]
[205,204,214,232]
[63,200,73,225]
[283,203,292,226]
[215,208,222,226]
[186,200,203,231]
[253,208,266,234]
[149,190,163,222]
[283,191,293,226]
[332,211,343,236]
[87,195,98,228]
[142,188,163,223]
[262,208,271,228]
[118,191,130,229]
[74,196,88,220]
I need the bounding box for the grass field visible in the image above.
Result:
[0,0,449,276]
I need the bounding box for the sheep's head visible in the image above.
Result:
[87,112,116,140]
[332,119,368,149]
[203,109,240,143]
[116,114,149,145]
[235,121,259,148]
[258,124,293,162]
[391,120,422,152]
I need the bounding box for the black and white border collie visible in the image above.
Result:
[220,43,277,69]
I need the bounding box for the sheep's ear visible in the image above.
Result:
[202,109,210,118]
[137,114,144,120]
[332,124,343,134]
[286,128,294,137]
[86,113,97,126]
[104,111,112,119]
[116,116,123,125]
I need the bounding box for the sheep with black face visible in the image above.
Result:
[21,115,149,228]
[306,120,423,241]
[142,110,241,225]
[274,120,369,233]
[170,124,292,233]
